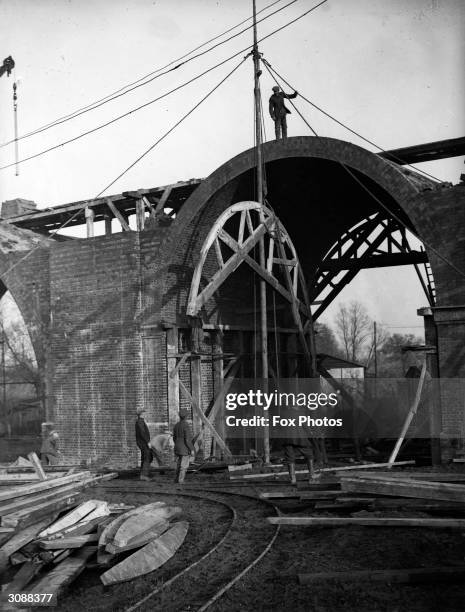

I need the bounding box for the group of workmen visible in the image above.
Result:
[136,407,194,484]
[135,405,317,485]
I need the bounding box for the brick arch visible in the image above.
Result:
[156,135,439,320]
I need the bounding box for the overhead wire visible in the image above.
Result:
[0,55,249,280]
[262,58,443,183]
[0,0,300,148]
[261,58,465,284]
[0,0,329,171]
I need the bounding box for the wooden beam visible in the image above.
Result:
[206,360,240,425]
[39,534,98,549]
[2,495,80,529]
[191,352,202,448]
[136,199,145,231]
[167,328,180,426]
[0,471,91,503]
[85,206,95,238]
[268,517,465,527]
[178,379,231,457]
[169,351,191,379]
[388,359,427,467]
[298,566,465,585]
[104,215,112,236]
[106,198,132,231]
[340,476,465,503]
[154,185,173,214]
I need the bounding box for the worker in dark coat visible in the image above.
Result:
[173,408,194,484]
[276,405,317,484]
[135,408,153,481]
[269,85,298,140]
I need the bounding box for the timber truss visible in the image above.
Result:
[310,212,436,320]
[187,201,316,373]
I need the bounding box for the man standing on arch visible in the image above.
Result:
[268,85,298,140]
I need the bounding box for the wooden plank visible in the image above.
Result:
[178,379,231,457]
[167,328,180,427]
[40,533,98,549]
[0,472,66,482]
[0,480,97,517]
[340,476,465,503]
[38,500,107,538]
[229,461,415,480]
[268,517,465,527]
[2,495,80,529]
[0,471,91,503]
[98,502,166,548]
[106,520,170,554]
[106,198,132,231]
[228,463,252,472]
[388,360,427,467]
[153,185,173,214]
[26,453,47,481]
[259,492,300,499]
[113,506,181,548]
[101,521,189,585]
[28,546,96,597]
[335,471,465,482]
[298,566,465,585]
[4,559,45,593]
[0,516,57,573]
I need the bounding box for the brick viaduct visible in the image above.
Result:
[1,136,464,467]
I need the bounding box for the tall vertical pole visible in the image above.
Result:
[252,0,269,463]
[373,321,378,378]
[13,81,19,176]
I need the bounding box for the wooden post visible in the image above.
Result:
[104,215,112,236]
[388,359,427,467]
[85,207,94,238]
[191,355,203,456]
[212,330,224,458]
[136,199,145,232]
[166,328,179,427]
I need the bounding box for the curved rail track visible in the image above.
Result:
[92,482,280,612]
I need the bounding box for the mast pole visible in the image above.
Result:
[252,0,270,464]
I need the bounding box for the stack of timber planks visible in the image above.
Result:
[0,470,118,605]
[266,470,465,526]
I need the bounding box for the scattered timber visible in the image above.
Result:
[27,452,47,481]
[28,546,96,598]
[298,567,465,585]
[101,521,189,585]
[268,517,465,527]
[98,502,167,549]
[106,520,170,554]
[38,500,105,538]
[0,471,92,502]
[0,516,57,572]
[1,494,80,529]
[229,461,414,480]
[39,533,99,549]
[113,506,181,548]
[340,476,465,503]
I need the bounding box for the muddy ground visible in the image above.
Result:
[48,468,465,612]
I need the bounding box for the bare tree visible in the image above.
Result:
[334,301,372,363]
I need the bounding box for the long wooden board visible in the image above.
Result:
[101,521,189,585]
[0,516,57,572]
[40,533,99,549]
[1,495,80,529]
[27,453,47,481]
[28,546,96,597]
[113,506,181,547]
[340,476,465,503]
[298,566,465,585]
[229,461,414,480]
[337,471,465,482]
[38,500,102,538]
[98,502,167,548]
[267,517,465,527]
[106,520,170,554]
[0,471,91,502]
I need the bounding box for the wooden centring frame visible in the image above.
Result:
[186,201,312,322]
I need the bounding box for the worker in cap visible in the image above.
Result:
[149,427,174,467]
[40,429,62,466]
[135,407,153,481]
[173,408,194,484]
[269,85,298,140]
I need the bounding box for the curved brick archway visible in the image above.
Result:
[156,135,446,323]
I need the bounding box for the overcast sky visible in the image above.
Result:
[0,0,464,337]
